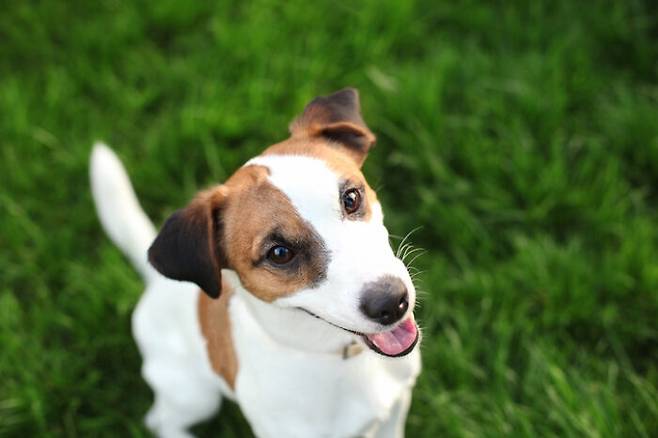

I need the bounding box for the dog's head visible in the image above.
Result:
[148,88,419,357]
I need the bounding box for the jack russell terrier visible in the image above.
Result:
[90,88,421,438]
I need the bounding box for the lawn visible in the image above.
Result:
[1,0,657,436]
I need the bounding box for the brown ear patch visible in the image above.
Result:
[148,188,227,298]
[290,88,376,167]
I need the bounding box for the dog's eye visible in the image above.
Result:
[342,188,361,214]
[267,245,295,265]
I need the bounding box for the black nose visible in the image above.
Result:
[359,276,409,325]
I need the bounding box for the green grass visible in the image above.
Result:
[1,0,658,436]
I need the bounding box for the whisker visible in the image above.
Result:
[410,269,427,278]
[406,250,427,267]
[401,243,419,261]
[414,290,429,301]
[395,226,422,257]
[396,241,413,259]
[402,247,425,263]
[400,244,413,261]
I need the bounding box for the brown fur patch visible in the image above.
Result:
[198,280,237,389]
[220,165,330,302]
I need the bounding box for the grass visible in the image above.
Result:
[1,0,658,436]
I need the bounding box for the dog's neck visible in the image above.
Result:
[224,270,359,356]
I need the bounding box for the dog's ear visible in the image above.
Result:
[148,187,228,299]
[290,88,376,167]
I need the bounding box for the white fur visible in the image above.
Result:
[231,283,420,438]
[91,145,421,438]
[90,143,157,282]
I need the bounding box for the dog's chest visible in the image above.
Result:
[228,295,421,438]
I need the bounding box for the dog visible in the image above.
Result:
[90,88,421,438]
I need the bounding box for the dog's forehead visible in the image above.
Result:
[245,154,344,222]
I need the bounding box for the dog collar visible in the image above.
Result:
[341,341,365,359]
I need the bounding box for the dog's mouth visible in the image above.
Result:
[362,316,419,357]
[297,307,419,357]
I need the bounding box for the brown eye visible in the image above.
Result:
[342,188,361,214]
[267,245,295,265]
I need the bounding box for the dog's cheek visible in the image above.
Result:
[234,269,306,303]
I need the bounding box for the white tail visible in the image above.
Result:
[90,142,158,283]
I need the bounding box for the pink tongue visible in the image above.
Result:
[365,317,417,356]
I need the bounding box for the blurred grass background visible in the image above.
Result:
[1,0,658,436]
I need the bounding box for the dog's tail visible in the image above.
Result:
[90,142,158,283]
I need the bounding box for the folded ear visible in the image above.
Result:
[148,187,227,299]
[290,88,376,167]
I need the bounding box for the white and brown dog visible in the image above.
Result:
[90,88,421,438]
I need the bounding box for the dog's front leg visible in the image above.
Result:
[371,389,412,438]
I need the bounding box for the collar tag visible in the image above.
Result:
[342,341,365,359]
